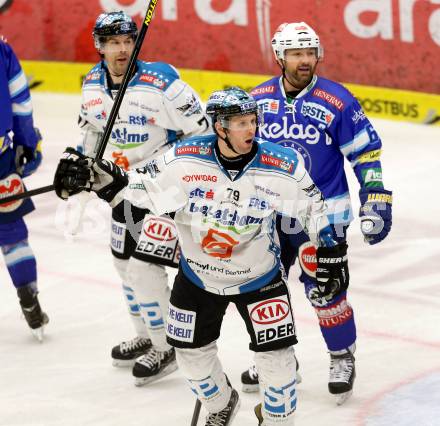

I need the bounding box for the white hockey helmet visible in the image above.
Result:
[271,22,323,61]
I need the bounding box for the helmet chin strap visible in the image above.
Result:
[217,128,240,156]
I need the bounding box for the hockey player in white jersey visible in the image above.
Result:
[54,87,350,425]
[78,11,209,385]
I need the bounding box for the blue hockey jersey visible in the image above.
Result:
[252,75,384,225]
[0,40,37,222]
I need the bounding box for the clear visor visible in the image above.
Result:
[219,112,263,131]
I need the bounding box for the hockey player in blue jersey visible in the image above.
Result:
[0,38,47,341]
[76,11,209,384]
[241,22,393,404]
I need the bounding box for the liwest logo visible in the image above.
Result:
[201,228,239,259]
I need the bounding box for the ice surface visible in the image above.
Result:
[0,93,439,426]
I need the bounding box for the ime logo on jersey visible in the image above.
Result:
[248,295,295,345]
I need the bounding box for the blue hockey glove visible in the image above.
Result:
[15,128,43,177]
[359,188,392,245]
[316,242,349,300]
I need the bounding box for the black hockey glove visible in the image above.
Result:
[53,147,93,200]
[91,159,128,206]
[316,242,349,300]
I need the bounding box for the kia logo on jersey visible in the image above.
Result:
[250,298,290,325]
[201,228,238,259]
[143,217,177,242]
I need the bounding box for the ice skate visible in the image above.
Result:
[328,350,356,405]
[17,286,49,342]
[132,346,177,386]
[204,388,240,426]
[254,403,263,425]
[241,355,301,393]
[111,336,152,367]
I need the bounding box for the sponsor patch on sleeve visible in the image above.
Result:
[356,149,382,164]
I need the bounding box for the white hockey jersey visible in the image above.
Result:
[79,60,209,169]
[120,134,332,296]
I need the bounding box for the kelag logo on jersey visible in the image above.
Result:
[259,117,320,145]
[301,101,335,127]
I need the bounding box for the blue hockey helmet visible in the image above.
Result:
[93,11,138,49]
[206,87,260,129]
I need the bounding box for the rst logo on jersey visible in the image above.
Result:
[261,154,294,173]
[140,74,166,88]
[251,86,275,96]
[176,145,212,156]
[312,89,344,110]
[248,295,295,345]
[301,101,335,126]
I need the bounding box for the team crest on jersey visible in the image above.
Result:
[301,101,335,127]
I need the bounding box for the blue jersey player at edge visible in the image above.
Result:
[240,22,393,405]
[0,38,47,341]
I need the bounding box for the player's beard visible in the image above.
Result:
[285,62,318,90]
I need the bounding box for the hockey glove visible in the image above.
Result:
[53,147,93,200]
[359,188,392,245]
[91,159,128,206]
[316,242,349,300]
[15,128,43,177]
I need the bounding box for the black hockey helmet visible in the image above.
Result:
[93,11,138,49]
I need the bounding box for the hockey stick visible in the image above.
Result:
[190,399,201,426]
[0,0,160,206]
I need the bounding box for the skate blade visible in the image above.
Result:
[134,362,178,387]
[112,359,136,368]
[229,398,241,425]
[335,389,353,406]
[242,383,259,393]
[31,326,45,342]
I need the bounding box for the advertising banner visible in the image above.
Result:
[1,0,440,94]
